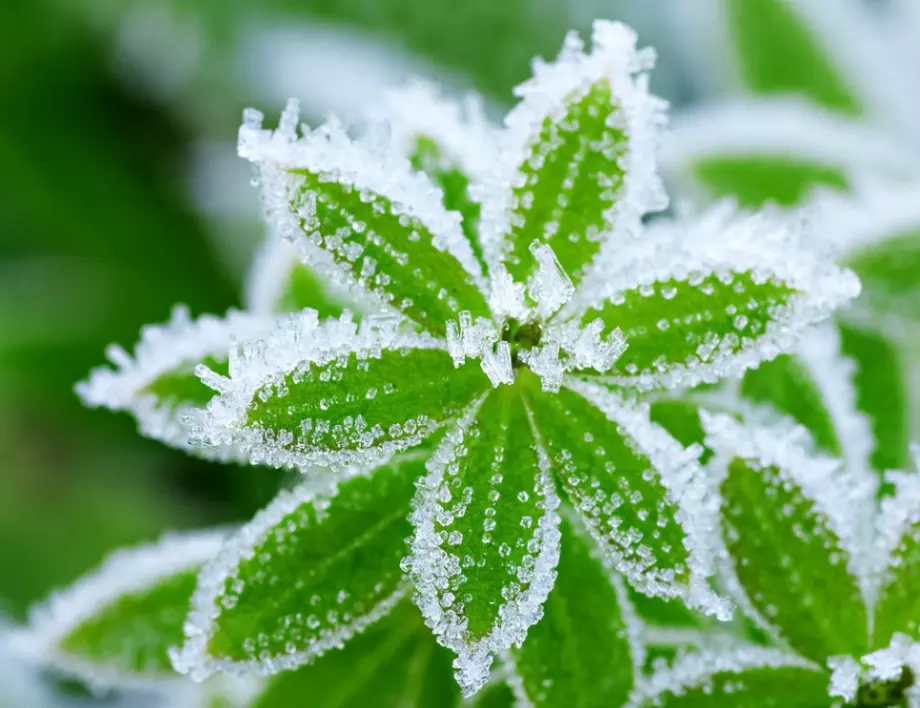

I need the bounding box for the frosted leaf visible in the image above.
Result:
[570,204,860,390]
[828,635,920,707]
[246,601,459,708]
[368,81,498,275]
[407,391,561,696]
[6,530,226,691]
[190,310,489,471]
[740,323,876,481]
[704,413,874,663]
[239,100,489,337]
[663,98,913,208]
[245,236,364,318]
[508,517,637,708]
[811,180,920,335]
[76,305,275,458]
[625,646,825,708]
[480,20,666,291]
[171,452,428,681]
[526,378,729,620]
[874,473,920,644]
[827,654,861,702]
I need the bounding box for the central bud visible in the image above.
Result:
[856,665,915,707]
[503,318,543,369]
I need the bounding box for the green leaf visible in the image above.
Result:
[465,681,517,707]
[692,156,847,208]
[648,398,711,464]
[173,452,429,679]
[484,21,666,289]
[838,322,910,475]
[707,416,870,663]
[246,237,353,318]
[408,386,562,696]
[240,102,490,337]
[722,0,862,115]
[525,379,726,617]
[873,481,920,647]
[9,531,224,688]
[571,208,859,389]
[510,518,636,708]
[198,315,490,470]
[249,602,461,708]
[77,306,273,455]
[843,229,920,330]
[627,647,830,708]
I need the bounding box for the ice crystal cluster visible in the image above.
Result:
[12,17,915,708]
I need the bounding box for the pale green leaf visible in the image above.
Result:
[510,518,636,708]
[706,417,870,663]
[173,452,429,679]
[483,21,666,289]
[246,237,354,318]
[76,306,273,455]
[240,102,490,337]
[843,229,920,330]
[408,386,562,696]
[722,0,862,115]
[249,602,460,708]
[873,479,920,647]
[9,531,224,689]
[525,378,726,617]
[626,647,829,708]
[465,681,516,708]
[571,208,859,390]
[196,314,490,470]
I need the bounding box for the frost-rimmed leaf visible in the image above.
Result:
[663,98,914,208]
[526,377,730,620]
[7,530,226,690]
[812,181,920,334]
[172,452,429,681]
[407,390,562,696]
[245,236,359,318]
[873,473,920,646]
[479,20,667,287]
[704,414,874,663]
[191,310,489,470]
[741,323,875,479]
[238,99,490,336]
[507,517,640,708]
[368,81,497,275]
[244,601,460,708]
[625,646,825,708]
[76,305,274,456]
[569,204,860,391]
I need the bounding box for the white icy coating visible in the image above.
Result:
[190,308,448,471]
[366,80,498,183]
[6,529,227,691]
[703,413,877,606]
[875,466,920,592]
[526,244,575,321]
[244,235,367,316]
[574,203,861,391]
[828,654,861,702]
[664,97,915,198]
[407,401,562,696]
[238,98,488,312]
[171,471,411,681]
[478,20,668,276]
[564,380,732,620]
[625,645,818,707]
[76,305,275,457]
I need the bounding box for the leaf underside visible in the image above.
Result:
[505,80,628,287]
[581,272,795,381]
[511,519,634,708]
[291,169,489,335]
[204,454,427,664]
[721,458,868,662]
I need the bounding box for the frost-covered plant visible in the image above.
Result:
[5,19,862,707]
[630,413,920,708]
